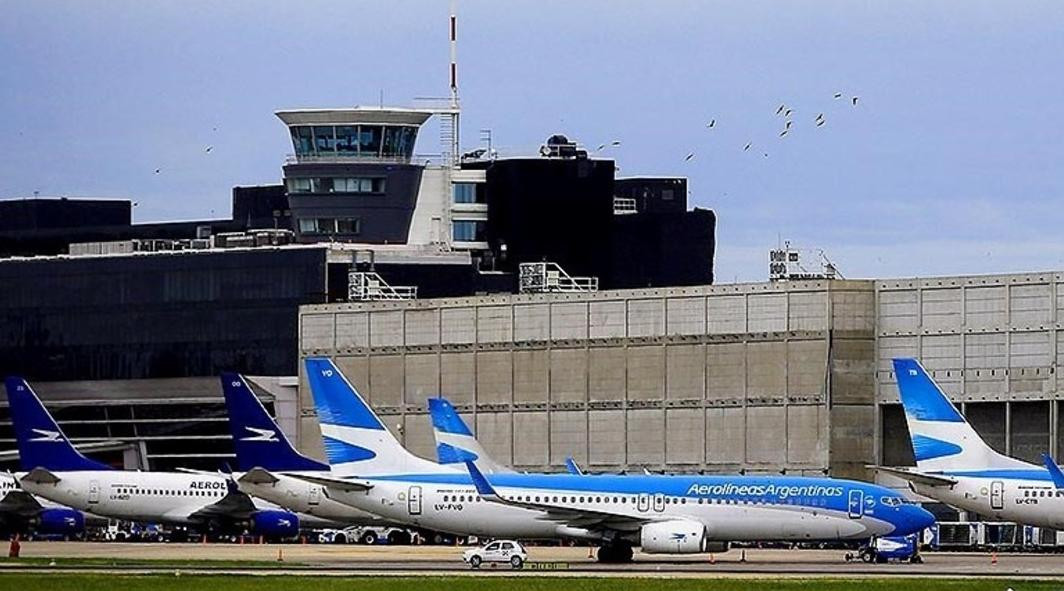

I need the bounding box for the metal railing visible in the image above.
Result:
[518,262,599,293]
[348,270,418,301]
[613,197,638,215]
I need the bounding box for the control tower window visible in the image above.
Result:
[336,126,357,153]
[287,178,312,193]
[291,126,313,155]
[452,183,479,203]
[399,127,417,158]
[299,217,361,236]
[313,126,336,154]
[358,125,382,157]
[452,220,486,242]
[382,126,403,157]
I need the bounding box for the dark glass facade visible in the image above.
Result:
[0,248,329,381]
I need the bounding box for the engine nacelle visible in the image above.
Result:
[35,508,85,536]
[249,510,299,538]
[640,519,709,554]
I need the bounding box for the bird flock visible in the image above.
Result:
[679,91,861,163]
[152,126,218,175]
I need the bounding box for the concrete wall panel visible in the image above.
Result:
[627,408,665,465]
[476,412,513,465]
[476,351,513,404]
[665,408,704,464]
[476,306,512,343]
[334,312,368,348]
[788,340,826,396]
[369,310,403,347]
[550,302,589,340]
[513,349,549,403]
[666,344,705,400]
[439,351,475,405]
[589,300,626,339]
[877,290,918,333]
[368,354,403,406]
[1011,283,1052,327]
[589,347,626,401]
[302,313,337,350]
[921,288,962,332]
[666,297,706,336]
[786,405,825,466]
[627,345,665,400]
[589,410,626,465]
[746,341,786,398]
[512,411,548,466]
[707,295,746,334]
[706,407,745,465]
[746,406,786,464]
[403,308,439,346]
[404,353,439,406]
[788,291,828,331]
[706,342,745,401]
[550,348,588,402]
[440,307,476,344]
[402,413,435,460]
[550,410,588,465]
[628,299,665,338]
[748,293,786,333]
[965,286,1007,329]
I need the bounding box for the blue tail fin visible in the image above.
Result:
[4,377,111,472]
[220,373,328,472]
[428,397,512,474]
[304,357,447,475]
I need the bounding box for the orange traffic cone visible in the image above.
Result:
[588,546,595,559]
[277,547,284,562]
[709,553,716,564]
[991,550,998,565]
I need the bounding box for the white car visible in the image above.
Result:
[462,540,528,569]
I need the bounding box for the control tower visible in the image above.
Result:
[276,107,483,248]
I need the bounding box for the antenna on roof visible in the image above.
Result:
[449,0,459,109]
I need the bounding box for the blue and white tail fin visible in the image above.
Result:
[893,358,1032,472]
[304,357,452,476]
[4,377,111,472]
[428,397,512,474]
[220,372,328,472]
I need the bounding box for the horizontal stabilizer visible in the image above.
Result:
[238,467,280,485]
[869,465,957,487]
[19,467,61,485]
[286,472,373,493]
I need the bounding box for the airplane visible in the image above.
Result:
[294,357,935,562]
[428,396,585,475]
[0,472,86,539]
[218,372,393,527]
[877,358,1064,529]
[4,376,310,540]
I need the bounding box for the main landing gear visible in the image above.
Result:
[597,542,634,563]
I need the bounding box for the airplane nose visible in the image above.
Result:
[896,505,936,536]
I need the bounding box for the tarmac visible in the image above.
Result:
[2,542,1063,579]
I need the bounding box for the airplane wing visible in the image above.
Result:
[869,465,958,487]
[237,467,280,485]
[0,490,44,517]
[463,461,650,532]
[284,472,374,493]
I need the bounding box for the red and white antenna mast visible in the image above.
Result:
[445,0,461,165]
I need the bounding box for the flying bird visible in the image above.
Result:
[743,142,752,151]
[834,93,843,99]
[684,153,695,161]
[204,145,213,153]
[784,108,793,117]
[779,129,789,138]
[153,168,161,174]
[784,121,792,130]
[763,152,769,158]
[597,144,606,151]
[775,104,785,115]
[816,119,826,127]
[706,119,715,128]
[851,96,859,106]
[611,140,621,146]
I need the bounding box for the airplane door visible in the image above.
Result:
[408,486,422,516]
[847,489,863,519]
[308,485,321,506]
[653,493,665,512]
[637,494,650,512]
[990,481,1004,511]
[89,480,100,505]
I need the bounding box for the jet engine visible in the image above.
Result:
[640,519,710,554]
[34,508,85,536]
[248,510,299,538]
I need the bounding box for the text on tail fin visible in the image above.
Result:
[892,358,965,422]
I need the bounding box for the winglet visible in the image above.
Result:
[564,456,584,476]
[1042,453,1064,489]
[464,460,498,498]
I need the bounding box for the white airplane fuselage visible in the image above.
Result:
[911,474,1064,529]
[20,471,230,525]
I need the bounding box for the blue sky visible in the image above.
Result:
[2,1,1062,282]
